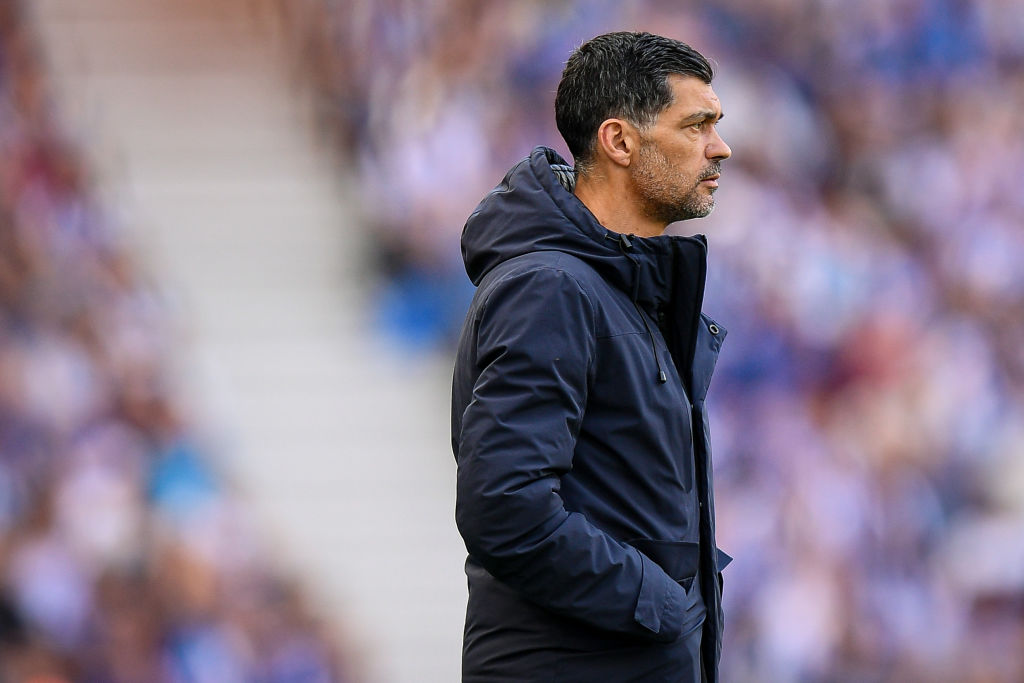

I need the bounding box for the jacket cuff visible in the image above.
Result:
[632,550,688,641]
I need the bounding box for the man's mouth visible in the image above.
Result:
[699,164,722,187]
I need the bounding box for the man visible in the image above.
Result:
[451,32,733,682]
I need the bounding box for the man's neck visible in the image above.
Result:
[574,173,665,238]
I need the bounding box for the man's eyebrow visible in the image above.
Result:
[680,109,724,124]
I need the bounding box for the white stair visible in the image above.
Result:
[28,1,467,681]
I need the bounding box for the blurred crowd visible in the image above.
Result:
[0,4,348,681]
[289,0,1024,680]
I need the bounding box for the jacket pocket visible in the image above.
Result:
[628,539,699,588]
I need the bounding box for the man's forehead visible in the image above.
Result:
[665,74,722,115]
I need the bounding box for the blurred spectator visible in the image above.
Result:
[0,3,350,681]
[287,0,1024,680]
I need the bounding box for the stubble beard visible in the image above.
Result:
[632,142,719,225]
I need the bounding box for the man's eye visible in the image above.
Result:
[691,121,704,131]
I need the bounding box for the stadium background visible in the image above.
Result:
[2,0,1023,681]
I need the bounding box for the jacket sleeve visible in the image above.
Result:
[455,265,690,642]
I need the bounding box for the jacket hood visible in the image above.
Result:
[461,147,707,311]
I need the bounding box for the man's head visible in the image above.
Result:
[556,32,731,228]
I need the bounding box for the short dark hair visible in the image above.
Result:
[555,32,714,172]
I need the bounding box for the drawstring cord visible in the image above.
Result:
[608,233,668,384]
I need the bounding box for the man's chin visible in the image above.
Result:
[677,200,715,221]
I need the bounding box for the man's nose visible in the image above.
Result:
[707,128,731,160]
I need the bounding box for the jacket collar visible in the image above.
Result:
[493,146,709,312]
[463,147,717,392]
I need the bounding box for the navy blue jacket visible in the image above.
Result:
[452,147,731,682]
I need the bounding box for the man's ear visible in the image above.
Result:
[595,118,639,169]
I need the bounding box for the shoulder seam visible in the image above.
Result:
[479,256,599,323]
